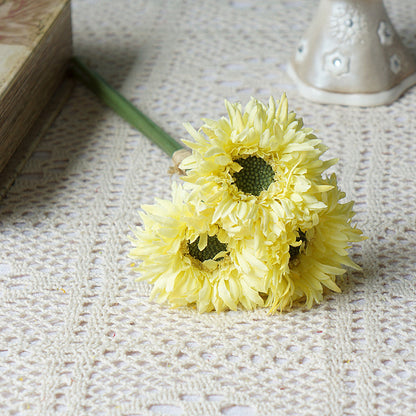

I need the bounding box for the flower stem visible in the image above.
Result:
[70,57,183,157]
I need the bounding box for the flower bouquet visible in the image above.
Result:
[72,58,364,313]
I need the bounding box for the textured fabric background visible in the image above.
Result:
[1,0,416,415]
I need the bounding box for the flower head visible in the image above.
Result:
[128,95,365,314]
[267,174,365,312]
[180,94,335,240]
[129,183,275,313]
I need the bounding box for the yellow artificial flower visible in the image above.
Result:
[129,183,275,313]
[180,94,335,240]
[71,59,366,314]
[267,174,365,312]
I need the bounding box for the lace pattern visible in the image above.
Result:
[0,0,415,414]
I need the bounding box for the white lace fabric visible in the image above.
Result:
[1,0,416,414]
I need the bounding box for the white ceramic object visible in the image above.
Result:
[289,0,416,106]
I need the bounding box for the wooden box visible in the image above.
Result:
[0,0,72,176]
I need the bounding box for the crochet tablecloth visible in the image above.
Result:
[1,0,416,415]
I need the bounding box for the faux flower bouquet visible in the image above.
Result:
[72,58,364,313]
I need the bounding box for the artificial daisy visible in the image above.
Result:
[266,173,364,312]
[70,59,365,313]
[180,94,335,241]
[129,183,278,313]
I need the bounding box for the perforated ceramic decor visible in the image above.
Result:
[1,1,416,415]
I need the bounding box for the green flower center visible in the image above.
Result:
[232,156,275,196]
[188,235,228,262]
[289,229,307,261]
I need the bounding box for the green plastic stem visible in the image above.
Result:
[70,57,183,157]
